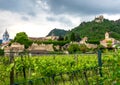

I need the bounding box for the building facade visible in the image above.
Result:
[4,42,25,56]
[28,43,54,55]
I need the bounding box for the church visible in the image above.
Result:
[2,29,10,44]
[100,32,120,48]
[0,29,10,49]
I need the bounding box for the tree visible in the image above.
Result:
[67,44,80,53]
[14,32,32,48]
[75,34,81,42]
[70,32,75,41]
[64,36,69,41]
[58,36,64,41]
[0,49,4,56]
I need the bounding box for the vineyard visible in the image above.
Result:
[0,50,120,85]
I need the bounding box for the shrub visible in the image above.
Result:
[0,49,4,56]
[67,44,80,54]
[79,44,88,53]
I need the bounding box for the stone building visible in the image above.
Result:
[28,43,54,54]
[94,15,104,23]
[79,37,97,49]
[4,42,24,56]
[45,36,59,40]
[79,37,88,44]
[100,32,119,48]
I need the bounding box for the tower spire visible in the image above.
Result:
[2,29,9,44]
[105,32,109,39]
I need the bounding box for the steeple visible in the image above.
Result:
[105,32,109,39]
[2,29,9,44]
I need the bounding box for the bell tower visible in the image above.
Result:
[2,29,9,44]
[105,32,109,39]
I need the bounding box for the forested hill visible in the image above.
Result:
[47,28,68,37]
[66,17,120,41]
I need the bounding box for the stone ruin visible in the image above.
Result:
[95,15,104,23]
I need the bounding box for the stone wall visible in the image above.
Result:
[28,43,54,53]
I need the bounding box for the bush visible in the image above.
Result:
[35,40,69,46]
[67,44,80,54]
[0,49,4,56]
[79,44,88,53]
[86,40,100,44]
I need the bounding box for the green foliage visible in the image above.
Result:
[14,32,33,48]
[115,44,120,48]
[106,40,112,43]
[68,32,81,42]
[58,36,64,41]
[66,19,120,41]
[106,40,113,48]
[86,40,100,44]
[97,45,105,50]
[67,44,89,53]
[67,44,80,53]
[0,57,13,85]
[107,43,112,48]
[34,40,69,46]
[70,32,76,41]
[79,44,88,53]
[1,52,120,84]
[0,49,4,56]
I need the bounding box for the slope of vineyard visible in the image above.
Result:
[0,51,120,85]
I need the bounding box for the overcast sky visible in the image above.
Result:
[0,0,120,39]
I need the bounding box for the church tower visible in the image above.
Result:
[105,32,109,39]
[2,29,9,44]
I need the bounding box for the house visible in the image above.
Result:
[27,43,54,55]
[4,42,24,56]
[45,36,59,40]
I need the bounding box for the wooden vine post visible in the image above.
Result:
[10,49,14,85]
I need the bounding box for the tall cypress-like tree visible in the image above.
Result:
[70,32,75,41]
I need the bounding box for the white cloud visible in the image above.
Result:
[0,10,81,39]
[103,14,120,20]
[1,0,120,40]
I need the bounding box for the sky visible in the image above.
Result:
[0,0,120,39]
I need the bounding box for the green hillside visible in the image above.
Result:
[66,18,120,42]
[47,28,68,37]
